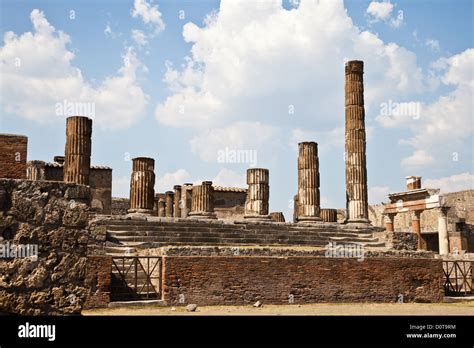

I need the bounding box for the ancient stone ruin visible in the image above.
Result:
[1,60,472,314]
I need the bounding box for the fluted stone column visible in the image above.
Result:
[437,207,449,255]
[244,168,270,220]
[320,209,337,223]
[297,142,321,222]
[157,198,166,217]
[181,183,193,218]
[189,181,216,219]
[63,116,92,185]
[270,212,285,222]
[165,191,174,217]
[128,157,155,214]
[26,160,46,181]
[345,61,369,224]
[173,185,182,218]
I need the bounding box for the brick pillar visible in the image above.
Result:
[345,61,369,224]
[157,197,166,217]
[165,191,174,217]
[320,209,337,223]
[189,181,216,219]
[270,212,285,222]
[384,213,395,232]
[244,168,270,220]
[26,160,46,181]
[173,185,182,218]
[128,157,155,214]
[297,142,322,222]
[411,210,426,250]
[64,116,92,185]
[181,183,193,218]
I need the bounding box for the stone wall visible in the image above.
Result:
[0,134,28,179]
[162,256,443,305]
[89,168,112,214]
[0,179,109,314]
[111,198,129,215]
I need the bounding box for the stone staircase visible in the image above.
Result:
[105,219,386,256]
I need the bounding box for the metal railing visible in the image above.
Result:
[111,256,162,301]
[443,261,473,296]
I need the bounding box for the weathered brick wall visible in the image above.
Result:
[0,134,28,179]
[163,256,443,305]
[89,168,112,214]
[0,179,109,314]
[83,256,111,309]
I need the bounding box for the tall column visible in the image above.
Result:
[181,183,193,218]
[437,207,449,255]
[165,191,174,217]
[345,61,369,224]
[63,116,92,185]
[128,157,155,214]
[173,185,182,218]
[297,142,321,222]
[320,209,337,223]
[384,213,396,232]
[189,181,216,219]
[244,168,270,220]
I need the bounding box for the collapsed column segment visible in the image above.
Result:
[63,116,92,185]
[244,168,270,220]
[128,157,155,214]
[297,142,321,222]
[189,181,216,219]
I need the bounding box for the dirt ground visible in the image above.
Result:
[83,301,474,316]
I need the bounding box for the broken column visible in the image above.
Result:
[344,60,369,224]
[26,160,46,181]
[157,197,166,217]
[173,185,182,218]
[320,209,337,223]
[270,212,285,222]
[181,183,193,218]
[244,168,270,220]
[128,157,155,214]
[189,181,216,219]
[63,116,92,185]
[297,142,321,222]
[384,213,396,232]
[165,191,174,217]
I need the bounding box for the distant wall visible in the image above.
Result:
[111,198,129,215]
[0,134,28,179]
[163,256,443,305]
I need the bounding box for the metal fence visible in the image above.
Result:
[443,261,473,296]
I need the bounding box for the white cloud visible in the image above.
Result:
[368,186,391,204]
[104,23,113,37]
[131,0,165,35]
[400,150,434,169]
[396,49,474,169]
[155,0,424,130]
[0,10,148,130]
[366,1,394,20]
[189,121,280,165]
[425,38,440,52]
[212,168,246,187]
[131,29,148,46]
[424,173,474,193]
[156,169,191,192]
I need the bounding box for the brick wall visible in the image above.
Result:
[0,134,28,179]
[83,256,111,309]
[162,256,443,305]
[89,168,112,214]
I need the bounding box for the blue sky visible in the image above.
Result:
[1,0,472,219]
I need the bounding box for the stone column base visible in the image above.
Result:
[188,211,217,220]
[127,209,153,215]
[345,219,371,227]
[297,216,323,223]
